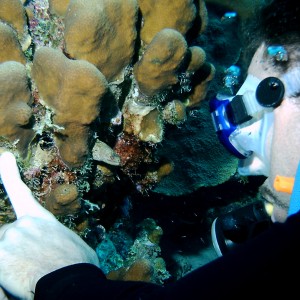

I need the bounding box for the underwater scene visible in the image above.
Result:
[0,0,267,284]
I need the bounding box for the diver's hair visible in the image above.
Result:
[241,0,300,70]
[260,0,300,45]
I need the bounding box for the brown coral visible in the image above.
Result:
[64,0,138,82]
[0,61,34,158]
[187,46,206,73]
[31,47,108,167]
[198,0,208,35]
[157,161,174,181]
[48,0,70,17]
[162,100,187,125]
[45,183,81,216]
[55,124,92,169]
[107,259,153,282]
[0,0,31,50]
[0,22,26,64]
[138,0,197,44]
[133,28,188,97]
[188,62,216,107]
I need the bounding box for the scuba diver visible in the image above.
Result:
[0,0,299,298]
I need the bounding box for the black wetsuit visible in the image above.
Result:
[35,211,300,299]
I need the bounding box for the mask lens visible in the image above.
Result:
[256,77,285,107]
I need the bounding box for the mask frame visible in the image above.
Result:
[210,75,285,176]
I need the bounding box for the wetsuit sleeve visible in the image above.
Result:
[35,211,300,299]
[161,210,300,299]
[34,263,164,300]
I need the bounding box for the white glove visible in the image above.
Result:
[0,152,100,300]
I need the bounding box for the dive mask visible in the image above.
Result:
[210,74,285,176]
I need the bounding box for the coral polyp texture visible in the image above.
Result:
[0,0,238,270]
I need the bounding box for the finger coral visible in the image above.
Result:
[45,183,81,216]
[48,0,70,17]
[188,62,216,107]
[0,61,34,158]
[139,0,198,44]
[187,46,206,72]
[64,0,138,82]
[0,0,31,50]
[133,28,188,98]
[31,46,108,167]
[0,22,26,64]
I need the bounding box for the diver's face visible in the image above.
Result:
[248,44,300,222]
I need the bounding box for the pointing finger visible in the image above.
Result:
[0,152,55,221]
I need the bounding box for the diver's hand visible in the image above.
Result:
[0,215,100,300]
[0,152,100,300]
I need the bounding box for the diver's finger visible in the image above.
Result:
[0,152,55,221]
